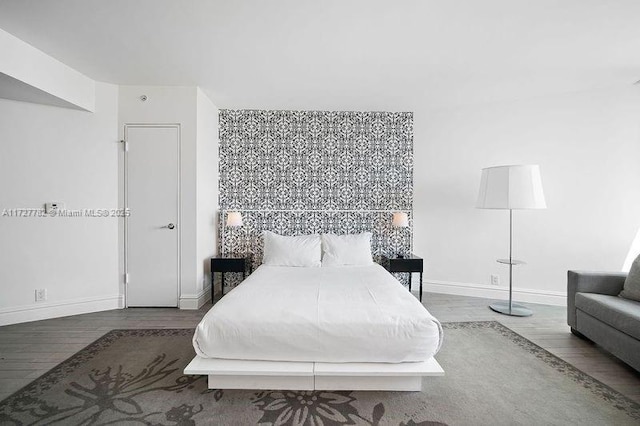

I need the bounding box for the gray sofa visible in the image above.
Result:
[567,270,640,371]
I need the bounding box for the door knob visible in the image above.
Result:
[167,223,175,230]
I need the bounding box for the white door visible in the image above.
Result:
[125,125,179,307]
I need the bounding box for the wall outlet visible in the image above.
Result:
[491,274,500,286]
[35,288,47,302]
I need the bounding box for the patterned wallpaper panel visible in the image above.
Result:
[221,210,412,269]
[218,109,414,270]
[219,110,413,211]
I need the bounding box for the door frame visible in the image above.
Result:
[123,123,182,308]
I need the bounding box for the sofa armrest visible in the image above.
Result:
[567,270,627,328]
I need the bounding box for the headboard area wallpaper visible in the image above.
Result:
[219,109,414,269]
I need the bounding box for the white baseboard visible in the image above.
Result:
[0,294,124,326]
[422,279,567,306]
[179,287,211,310]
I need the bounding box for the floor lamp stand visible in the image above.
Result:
[489,209,533,317]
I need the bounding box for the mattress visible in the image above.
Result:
[193,263,443,363]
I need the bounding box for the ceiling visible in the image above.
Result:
[0,0,639,111]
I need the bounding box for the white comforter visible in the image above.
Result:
[193,264,443,363]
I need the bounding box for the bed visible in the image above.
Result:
[185,262,444,391]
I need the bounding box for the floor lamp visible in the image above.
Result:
[476,165,547,317]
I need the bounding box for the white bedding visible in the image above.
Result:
[193,264,443,363]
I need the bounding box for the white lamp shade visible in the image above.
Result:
[476,165,547,210]
[392,212,409,227]
[226,211,243,227]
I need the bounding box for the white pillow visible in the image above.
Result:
[262,231,321,267]
[321,232,373,266]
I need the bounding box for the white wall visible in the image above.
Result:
[196,89,219,300]
[0,82,120,325]
[414,86,640,305]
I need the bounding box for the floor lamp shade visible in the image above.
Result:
[476,165,546,210]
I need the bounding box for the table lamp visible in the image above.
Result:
[392,212,409,258]
[223,211,243,256]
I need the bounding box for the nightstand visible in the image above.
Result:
[210,256,247,302]
[382,254,424,302]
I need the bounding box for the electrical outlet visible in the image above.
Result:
[35,288,47,302]
[491,274,500,286]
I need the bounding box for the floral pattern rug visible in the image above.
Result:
[0,322,638,425]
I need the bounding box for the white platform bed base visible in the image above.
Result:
[184,356,444,391]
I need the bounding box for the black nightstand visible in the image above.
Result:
[210,257,247,302]
[382,254,424,302]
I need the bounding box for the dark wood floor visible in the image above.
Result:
[0,292,638,403]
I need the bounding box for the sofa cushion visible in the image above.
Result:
[620,253,640,302]
[575,292,640,340]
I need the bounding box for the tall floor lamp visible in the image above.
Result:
[476,165,546,317]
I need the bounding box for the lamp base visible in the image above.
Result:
[489,301,533,317]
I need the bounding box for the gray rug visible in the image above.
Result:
[0,322,638,425]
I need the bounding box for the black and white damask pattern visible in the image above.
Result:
[218,110,414,268]
[222,210,412,268]
[219,110,413,211]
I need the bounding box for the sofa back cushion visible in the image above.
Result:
[620,254,640,302]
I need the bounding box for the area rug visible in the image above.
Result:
[0,322,638,425]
